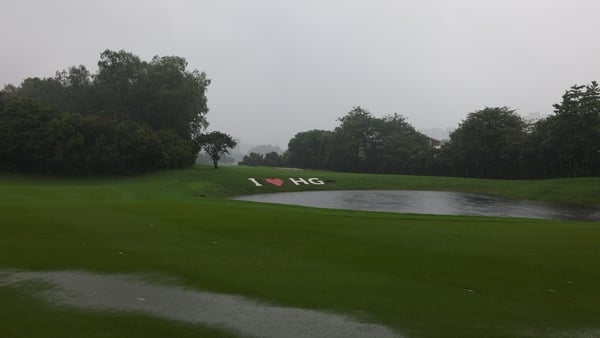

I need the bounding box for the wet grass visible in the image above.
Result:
[0,287,239,338]
[3,165,598,203]
[1,166,600,337]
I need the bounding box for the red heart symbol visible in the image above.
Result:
[265,178,284,187]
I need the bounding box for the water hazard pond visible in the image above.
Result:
[234,190,600,222]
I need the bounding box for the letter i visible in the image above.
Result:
[248,178,263,187]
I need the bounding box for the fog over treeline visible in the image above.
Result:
[0,50,210,174]
[2,1,600,148]
[1,50,599,179]
[243,85,600,179]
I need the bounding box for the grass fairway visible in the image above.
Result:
[1,166,600,338]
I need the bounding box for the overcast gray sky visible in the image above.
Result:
[2,0,600,147]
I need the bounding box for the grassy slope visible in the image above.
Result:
[8,165,594,202]
[1,166,600,338]
[176,165,600,204]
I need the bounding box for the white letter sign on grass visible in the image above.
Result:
[308,178,324,185]
[288,178,309,185]
[248,178,326,187]
[248,178,263,187]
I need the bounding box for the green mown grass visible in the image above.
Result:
[3,165,599,203]
[1,166,599,337]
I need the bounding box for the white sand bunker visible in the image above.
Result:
[0,270,401,338]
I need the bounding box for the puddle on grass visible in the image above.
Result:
[518,328,600,338]
[0,270,401,338]
[548,330,600,338]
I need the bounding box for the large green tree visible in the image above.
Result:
[0,50,210,175]
[324,107,432,173]
[327,107,380,172]
[94,50,211,139]
[523,82,600,178]
[285,107,432,174]
[4,49,211,141]
[0,98,60,172]
[440,107,526,178]
[378,113,434,174]
[550,82,600,177]
[286,129,332,169]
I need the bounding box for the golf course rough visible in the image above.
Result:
[1,166,600,337]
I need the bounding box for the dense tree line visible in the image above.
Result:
[256,82,600,179]
[436,106,526,178]
[530,82,600,177]
[239,151,286,167]
[3,53,598,179]
[0,98,197,175]
[284,107,434,174]
[438,82,600,178]
[0,50,210,175]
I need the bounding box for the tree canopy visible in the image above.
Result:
[0,50,210,175]
[3,53,599,180]
[239,151,285,167]
[544,82,600,177]
[438,107,526,178]
[197,131,237,169]
[277,81,600,179]
[285,107,433,174]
